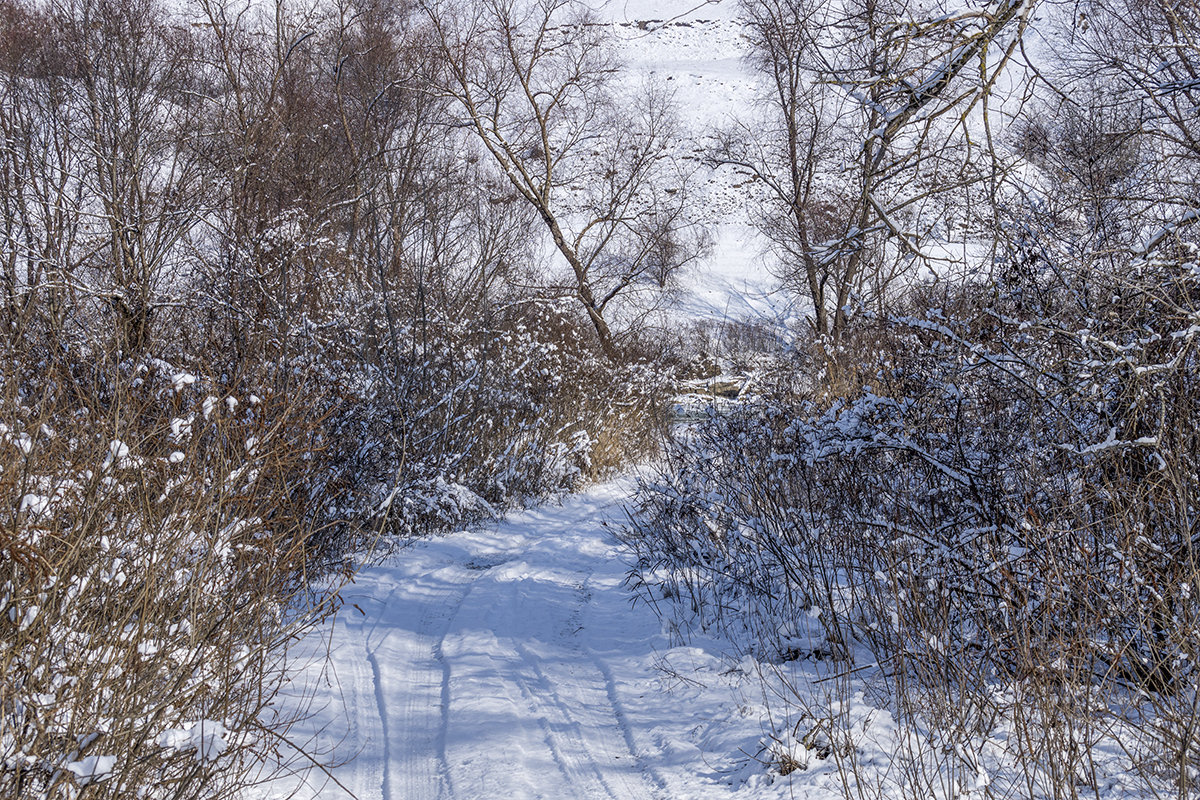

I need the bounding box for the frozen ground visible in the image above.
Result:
[251,477,854,800]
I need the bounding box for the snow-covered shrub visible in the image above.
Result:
[624,253,1200,796]
[0,353,338,799]
[308,299,671,541]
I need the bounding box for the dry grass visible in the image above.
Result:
[0,350,342,799]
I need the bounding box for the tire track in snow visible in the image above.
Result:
[395,572,472,800]
[588,648,670,796]
[512,642,621,799]
[333,582,398,800]
[431,624,458,799]
[354,561,475,800]
[443,560,659,800]
[512,642,661,800]
[354,582,401,800]
[364,645,393,800]
[256,480,751,800]
[510,645,596,793]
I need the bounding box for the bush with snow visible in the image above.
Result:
[624,253,1200,797]
[307,300,671,545]
[0,356,339,800]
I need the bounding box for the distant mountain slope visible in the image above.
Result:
[603,0,795,329]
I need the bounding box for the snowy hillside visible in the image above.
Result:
[604,0,795,328]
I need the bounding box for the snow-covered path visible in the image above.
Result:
[260,479,787,800]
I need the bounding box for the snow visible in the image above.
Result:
[18,494,50,517]
[157,720,232,762]
[171,371,197,391]
[64,754,116,785]
[101,439,132,471]
[247,461,1174,800]
[602,0,790,329]
[251,477,835,800]
[170,415,194,440]
[16,604,38,632]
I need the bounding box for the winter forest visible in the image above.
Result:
[2,0,1199,797]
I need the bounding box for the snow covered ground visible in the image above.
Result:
[250,477,861,800]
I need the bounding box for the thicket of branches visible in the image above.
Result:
[0,0,677,795]
[626,0,1200,796]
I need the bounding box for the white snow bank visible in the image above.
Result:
[64,754,116,785]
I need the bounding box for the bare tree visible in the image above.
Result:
[1034,0,1200,259]
[59,0,206,353]
[0,0,82,342]
[716,0,850,338]
[420,0,705,361]
[0,0,204,354]
[722,0,1032,342]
